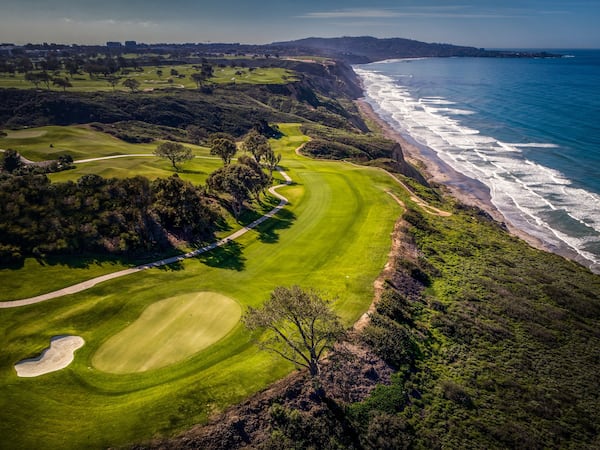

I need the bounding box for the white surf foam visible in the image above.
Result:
[509,143,561,149]
[355,67,600,272]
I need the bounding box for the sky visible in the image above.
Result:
[1,0,599,49]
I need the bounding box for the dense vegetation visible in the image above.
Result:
[301,123,427,182]
[0,172,220,265]
[382,202,600,449]
[0,78,364,137]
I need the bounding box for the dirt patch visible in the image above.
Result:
[138,337,393,450]
[14,335,85,377]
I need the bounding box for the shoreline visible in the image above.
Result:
[355,97,591,266]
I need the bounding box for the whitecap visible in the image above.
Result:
[509,143,560,149]
[356,66,600,272]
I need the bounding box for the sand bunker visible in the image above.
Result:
[15,335,85,377]
[5,129,48,139]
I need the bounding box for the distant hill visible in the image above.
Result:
[270,36,556,63]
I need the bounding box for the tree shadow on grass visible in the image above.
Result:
[177,168,208,175]
[0,247,187,272]
[237,196,281,228]
[153,259,185,271]
[256,208,296,244]
[197,240,246,271]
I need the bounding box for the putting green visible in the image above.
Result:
[92,292,241,373]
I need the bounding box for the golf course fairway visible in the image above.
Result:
[0,124,406,449]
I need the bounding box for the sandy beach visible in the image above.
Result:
[355,97,581,259]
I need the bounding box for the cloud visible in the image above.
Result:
[299,9,403,19]
[60,17,157,28]
[298,6,524,20]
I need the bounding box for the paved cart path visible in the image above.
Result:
[0,168,291,308]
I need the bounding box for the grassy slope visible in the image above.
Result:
[48,155,224,184]
[0,125,220,163]
[405,206,600,449]
[0,124,403,449]
[0,125,157,160]
[0,65,297,92]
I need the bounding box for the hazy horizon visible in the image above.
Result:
[1,1,598,49]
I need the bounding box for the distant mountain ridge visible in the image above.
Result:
[270,36,557,63]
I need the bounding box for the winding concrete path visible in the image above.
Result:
[74,154,223,164]
[0,169,292,308]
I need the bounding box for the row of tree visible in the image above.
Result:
[154,130,282,218]
[18,69,213,92]
[155,129,281,170]
[0,173,219,264]
[0,55,145,77]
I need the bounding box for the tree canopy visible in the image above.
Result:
[1,149,23,173]
[242,129,270,164]
[154,141,193,171]
[0,173,219,265]
[52,77,72,91]
[190,64,213,88]
[122,78,140,93]
[243,286,346,377]
[206,154,270,218]
[263,147,282,176]
[210,136,237,165]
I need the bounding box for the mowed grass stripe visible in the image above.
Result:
[48,154,222,184]
[92,292,241,373]
[0,125,157,161]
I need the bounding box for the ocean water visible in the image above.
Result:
[355,51,600,273]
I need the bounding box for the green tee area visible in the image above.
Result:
[0,64,296,92]
[0,124,405,449]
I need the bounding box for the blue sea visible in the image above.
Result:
[355,50,600,273]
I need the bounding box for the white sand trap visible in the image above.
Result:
[5,129,48,138]
[15,335,85,377]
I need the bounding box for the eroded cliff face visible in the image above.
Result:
[390,143,429,185]
[136,339,394,450]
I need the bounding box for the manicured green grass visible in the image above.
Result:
[0,125,158,161]
[0,124,405,449]
[211,66,296,85]
[92,292,241,373]
[0,65,297,92]
[48,154,223,184]
[0,255,143,302]
[0,123,222,183]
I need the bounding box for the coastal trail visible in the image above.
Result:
[342,158,451,217]
[296,144,450,217]
[381,167,451,217]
